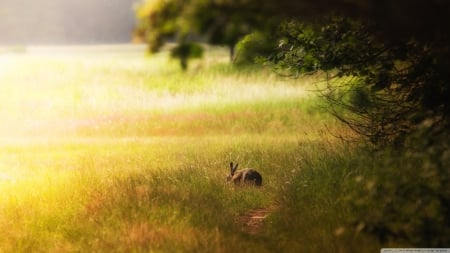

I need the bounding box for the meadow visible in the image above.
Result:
[0,45,418,252]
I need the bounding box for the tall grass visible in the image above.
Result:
[0,136,318,252]
[0,45,399,252]
[0,46,322,140]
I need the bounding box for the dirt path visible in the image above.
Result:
[236,207,275,235]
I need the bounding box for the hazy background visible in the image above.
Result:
[0,0,140,45]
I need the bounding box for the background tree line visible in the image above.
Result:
[135,0,449,146]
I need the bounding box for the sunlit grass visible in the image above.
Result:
[0,45,315,140]
[0,45,360,252]
[0,135,309,252]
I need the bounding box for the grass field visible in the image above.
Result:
[0,45,395,252]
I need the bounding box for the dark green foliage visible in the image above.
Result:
[348,136,450,246]
[135,0,187,53]
[170,42,204,70]
[135,0,303,60]
[233,32,277,65]
[186,0,256,58]
[272,17,450,145]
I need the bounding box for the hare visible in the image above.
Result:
[227,162,262,186]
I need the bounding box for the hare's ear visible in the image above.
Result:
[233,163,239,172]
[230,162,235,175]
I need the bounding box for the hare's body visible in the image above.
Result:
[227,162,262,186]
[231,168,262,186]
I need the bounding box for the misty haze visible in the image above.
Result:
[0,0,139,45]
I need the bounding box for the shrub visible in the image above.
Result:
[347,132,450,246]
[234,32,276,65]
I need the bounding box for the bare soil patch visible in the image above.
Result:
[236,207,275,235]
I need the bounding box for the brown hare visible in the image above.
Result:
[227,162,262,186]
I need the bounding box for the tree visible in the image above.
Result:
[134,0,206,70]
[272,17,450,145]
[184,0,282,61]
[265,0,450,145]
[134,0,187,53]
[134,0,289,61]
[267,2,450,246]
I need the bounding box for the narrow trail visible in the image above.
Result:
[236,206,275,235]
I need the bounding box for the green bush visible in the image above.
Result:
[348,134,450,247]
[234,32,276,65]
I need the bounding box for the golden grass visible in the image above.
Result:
[0,45,313,140]
[0,45,354,252]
